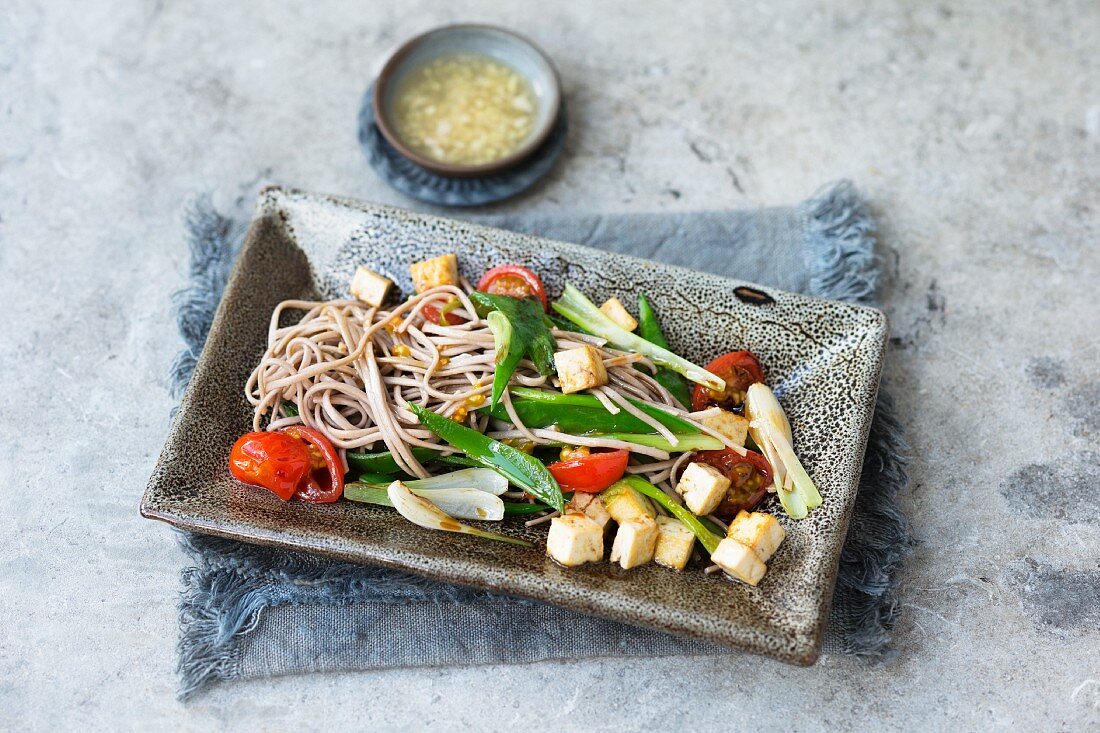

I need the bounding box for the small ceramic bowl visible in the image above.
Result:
[372,24,562,178]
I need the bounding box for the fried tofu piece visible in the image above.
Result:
[699,409,750,447]
[675,462,730,516]
[609,516,658,569]
[599,297,638,331]
[349,266,393,307]
[546,513,604,567]
[654,516,695,571]
[710,537,766,586]
[726,511,785,563]
[409,253,459,293]
[600,482,656,524]
[567,492,612,530]
[554,345,608,394]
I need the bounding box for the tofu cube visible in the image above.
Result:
[567,492,612,530]
[409,253,459,293]
[349,266,393,307]
[600,483,656,524]
[599,297,638,331]
[711,538,767,586]
[546,513,604,567]
[554,345,608,394]
[675,462,730,516]
[726,511,786,563]
[700,409,750,447]
[654,516,695,571]
[609,517,658,569]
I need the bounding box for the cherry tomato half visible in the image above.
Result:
[546,449,630,493]
[228,427,344,503]
[422,302,466,327]
[691,448,773,518]
[279,426,344,503]
[229,432,311,501]
[691,350,766,412]
[476,265,549,311]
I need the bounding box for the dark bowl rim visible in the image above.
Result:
[371,23,563,179]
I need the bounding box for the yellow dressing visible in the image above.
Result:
[392,53,537,166]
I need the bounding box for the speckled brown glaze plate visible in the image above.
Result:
[142,187,888,665]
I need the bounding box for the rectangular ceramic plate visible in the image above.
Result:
[142,187,887,665]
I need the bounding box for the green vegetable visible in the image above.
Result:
[345,447,477,476]
[479,387,702,436]
[552,284,724,392]
[347,467,507,495]
[282,403,299,417]
[343,484,393,506]
[696,515,727,537]
[346,482,504,520]
[637,294,693,409]
[600,481,657,520]
[485,309,523,410]
[346,483,549,516]
[387,481,531,547]
[600,433,724,452]
[503,501,553,515]
[438,297,462,322]
[744,383,822,519]
[487,310,513,363]
[619,476,723,555]
[410,403,565,512]
[546,313,592,335]
[470,291,557,408]
[355,471,401,485]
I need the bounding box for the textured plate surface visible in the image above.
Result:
[141,187,888,664]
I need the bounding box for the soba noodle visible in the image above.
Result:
[245,284,740,499]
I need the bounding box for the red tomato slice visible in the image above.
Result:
[280,426,344,503]
[691,350,766,411]
[476,265,549,311]
[229,432,311,501]
[691,448,773,518]
[422,302,466,327]
[230,427,344,503]
[547,449,629,493]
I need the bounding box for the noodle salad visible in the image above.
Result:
[227,255,822,585]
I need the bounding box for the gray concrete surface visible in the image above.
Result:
[2,1,1098,730]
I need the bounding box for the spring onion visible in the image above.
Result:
[552,284,724,392]
[346,483,504,520]
[617,476,723,555]
[387,481,531,547]
[600,432,724,452]
[346,481,548,516]
[744,382,822,519]
[345,467,508,519]
[347,468,506,497]
[395,467,507,495]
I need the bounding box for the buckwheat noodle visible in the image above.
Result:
[246,285,741,509]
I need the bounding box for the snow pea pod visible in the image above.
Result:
[410,403,565,512]
[637,294,693,409]
[345,447,477,476]
[469,291,557,409]
[480,387,702,436]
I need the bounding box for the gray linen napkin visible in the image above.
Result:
[173,182,909,697]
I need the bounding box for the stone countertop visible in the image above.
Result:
[2,1,1097,730]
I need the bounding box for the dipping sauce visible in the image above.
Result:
[392,53,538,166]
